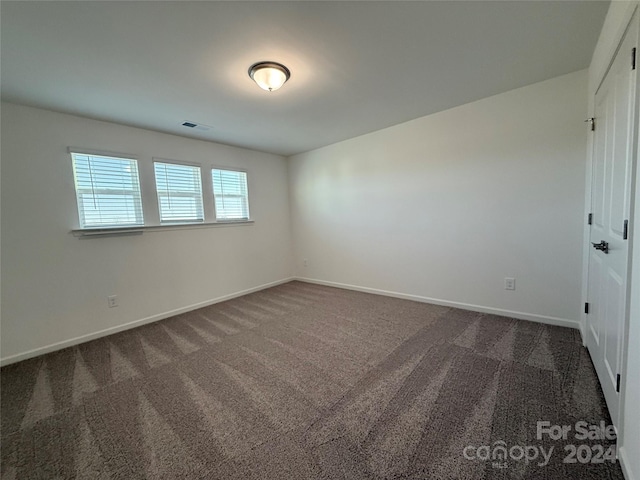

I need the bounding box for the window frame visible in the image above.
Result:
[211,166,251,222]
[69,147,145,230]
[68,148,254,237]
[152,158,205,225]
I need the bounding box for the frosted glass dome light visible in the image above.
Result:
[248,62,291,92]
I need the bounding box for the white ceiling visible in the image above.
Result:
[1,1,609,156]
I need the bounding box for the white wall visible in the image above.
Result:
[0,102,293,363]
[289,70,588,327]
[588,3,640,480]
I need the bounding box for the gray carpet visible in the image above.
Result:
[1,281,623,479]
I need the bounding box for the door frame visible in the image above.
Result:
[581,2,640,445]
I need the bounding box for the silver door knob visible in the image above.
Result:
[592,240,609,254]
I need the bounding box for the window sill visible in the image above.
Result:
[71,220,254,238]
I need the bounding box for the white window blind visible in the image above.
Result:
[154,162,204,223]
[212,169,250,220]
[71,152,144,229]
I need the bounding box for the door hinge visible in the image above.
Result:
[633,47,637,70]
[584,302,589,314]
[588,213,593,225]
[623,220,628,240]
[585,118,595,131]
[616,374,621,392]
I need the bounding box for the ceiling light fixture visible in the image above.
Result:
[248,62,290,92]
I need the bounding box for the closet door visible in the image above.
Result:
[586,11,638,428]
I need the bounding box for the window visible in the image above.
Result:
[154,161,204,223]
[212,168,250,220]
[70,149,252,234]
[71,152,144,228]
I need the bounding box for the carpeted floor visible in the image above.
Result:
[1,281,624,479]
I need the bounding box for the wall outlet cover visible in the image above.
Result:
[504,278,516,290]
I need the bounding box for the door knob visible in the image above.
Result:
[592,240,609,254]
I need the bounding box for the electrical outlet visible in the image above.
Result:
[108,295,118,308]
[303,258,308,267]
[504,278,516,291]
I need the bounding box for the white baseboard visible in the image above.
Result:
[0,277,295,367]
[295,277,580,330]
[1,275,580,366]
[620,446,636,480]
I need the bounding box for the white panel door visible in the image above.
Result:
[586,13,638,428]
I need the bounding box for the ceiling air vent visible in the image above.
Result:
[181,121,212,131]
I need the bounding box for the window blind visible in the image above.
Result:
[212,169,250,220]
[71,152,144,228]
[154,162,204,223]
